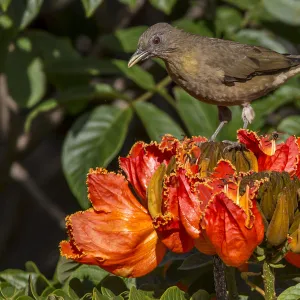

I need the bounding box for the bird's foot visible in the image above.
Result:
[222,140,246,152]
[209,121,228,141]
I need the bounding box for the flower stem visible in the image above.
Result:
[263,261,276,300]
[213,256,228,300]
[225,267,239,300]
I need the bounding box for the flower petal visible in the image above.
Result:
[204,193,263,267]
[284,136,300,175]
[155,174,194,253]
[65,208,166,277]
[194,232,216,255]
[87,169,147,214]
[119,142,174,202]
[211,160,236,179]
[285,252,300,268]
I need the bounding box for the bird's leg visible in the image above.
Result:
[210,106,232,141]
[242,103,255,129]
[223,103,255,151]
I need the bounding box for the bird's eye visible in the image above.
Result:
[152,36,161,45]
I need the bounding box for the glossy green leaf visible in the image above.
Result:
[5,38,46,108]
[0,0,11,11]
[133,102,184,141]
[174,87,218,136]
[160,286,186,300]
[100,276,128,297]
[100,26,146,53]
[17,297,35,300]
[190,290,210,300]
[234,29,286,53]
[278,283,300,299]
[149,0,177,14]
[81,0,103,17]
[215,6,242,36]
[129,286,153,300]
[263,0,300,26]
[113,59,155,90]
[0,282,17,298]
[119,0,137,9]
[0,269,37,290]
[278,116,300,136]
[68,265,108,286]
[55,257,80,285]
[19,0,43,29]
[62,105,132,208]
[172,19,213,37]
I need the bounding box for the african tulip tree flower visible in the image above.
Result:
[60,131,300,278]
[237,129,300,175]
[60,136,196,277]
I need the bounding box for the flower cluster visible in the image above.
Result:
[60,130,300,277]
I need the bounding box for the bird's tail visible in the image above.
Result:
[285,54,300,65]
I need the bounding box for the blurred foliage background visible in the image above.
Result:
[1,0,300,298]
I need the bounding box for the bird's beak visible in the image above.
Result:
[128,49,149,68]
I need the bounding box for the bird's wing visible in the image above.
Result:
[205,41,297,83]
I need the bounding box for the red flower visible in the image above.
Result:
[237,129,300,176]
[285,252,300,268]
[175,159,265,267]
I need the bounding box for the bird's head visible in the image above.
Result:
[128,23,180,68]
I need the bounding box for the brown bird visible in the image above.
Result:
[128,23,300,140]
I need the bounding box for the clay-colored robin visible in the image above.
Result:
[128,23,300,140]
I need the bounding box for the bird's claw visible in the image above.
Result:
[222,140,246,152]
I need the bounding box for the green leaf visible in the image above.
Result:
[68,265,108,286]
[17,297,35,300]
[174,87,218,136]
[263,0,300,26]
[178,253,213,271]
[149,0,177,14]
[215,6,242,36]
[190,290,210,300]
[113,60,155,90]
[25,99,58,133]
[234,29,286,53]
[0,0,11,11]
[100,26,147,53]
[100,276,128,297]
[160,286,186,300]
[19,0,43,29]
[25,30,80,63]
[0,282,17,298]
[133,102,185,141]
[93,288,109,300]
[278,283,300,299]
[47,289,72,300]
[224,0,260,10]
[172,19,213,37]
[62,105,132,208]
[278,116,300,136]
[5,37,46,108]
[55,257,80,284]
[81,0,103,17]
[252,84,300,130]
[119,0,137,9]
[129,286,153,300]
[0,269,37,290]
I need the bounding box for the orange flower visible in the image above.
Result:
[237,129,300,176]
[60,136,194,277]
[285,252,300,268]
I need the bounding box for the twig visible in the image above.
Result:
[225,267,239,300]
[241,272,265,297]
